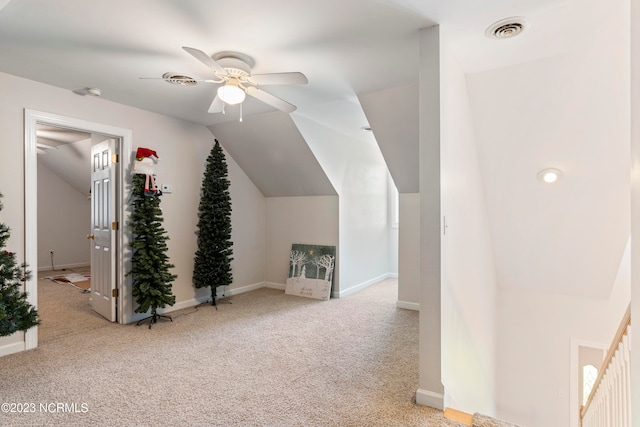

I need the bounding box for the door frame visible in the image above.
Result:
[24,109,132,350]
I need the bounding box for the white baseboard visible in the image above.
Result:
[334,272,396,298]
[158,296,209,314]
[158,282,270,315]
[388,272,399,279]
[224,282,270,296]
[0,341,25,357]
[416,388,444,410]
[38,262,89,272]
[396,300,420,311]
[263,282,286,290]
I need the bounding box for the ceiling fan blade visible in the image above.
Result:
[208,95,224,113]
[246,86,296,113]
[248,72,308,86]
[182,46,228,77]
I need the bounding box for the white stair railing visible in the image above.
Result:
[581,306,631,427]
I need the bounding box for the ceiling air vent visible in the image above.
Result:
[486,17,528,39]
[162,72,198,86]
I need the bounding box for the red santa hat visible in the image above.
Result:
[136,147,158,160]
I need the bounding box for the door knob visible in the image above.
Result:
[86,234,95,240]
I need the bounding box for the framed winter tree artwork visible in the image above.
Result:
[285,243,336,300]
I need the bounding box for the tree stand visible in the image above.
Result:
[136,311,172,329]
[210,286,233,309]
[194,290,232,310]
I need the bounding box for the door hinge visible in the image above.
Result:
[112,153,119,163]
[112,221,119,230]
[112,288,119,298]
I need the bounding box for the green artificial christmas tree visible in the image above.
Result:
[193,139,233,306]
[0,193,39,336]
[129,173,176,327]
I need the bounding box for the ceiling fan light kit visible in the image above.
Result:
[217,80,246,105]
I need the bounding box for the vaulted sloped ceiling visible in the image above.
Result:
[37,126,92,197]
[208,112,336,197]
[292,96,388,195]
[359,85,419,193]
[465,0,630,298]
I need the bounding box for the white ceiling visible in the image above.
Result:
[36,125,92,197]
[0,0,630,298]
[209,112,336,197]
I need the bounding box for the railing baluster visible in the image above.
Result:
[581,306,631,427]
[622,338,628,427]
[624,332,631,427]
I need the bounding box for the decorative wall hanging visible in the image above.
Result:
[285,244,336,301]
[133,147,162,196]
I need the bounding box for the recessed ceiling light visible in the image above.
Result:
[537,168,562,183]
[486,17,529,39]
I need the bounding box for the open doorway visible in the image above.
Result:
[36,124,102,342]
[24,109,132,350]
[36,124,92,273]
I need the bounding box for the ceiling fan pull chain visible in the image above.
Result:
[239,102,243,122]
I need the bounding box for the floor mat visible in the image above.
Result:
[46,273,91,290]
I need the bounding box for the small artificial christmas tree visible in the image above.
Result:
[0,193,39,336]
[129,173,176,327]
[193,139,233,306]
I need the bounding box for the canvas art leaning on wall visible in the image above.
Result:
[285,244,336,300]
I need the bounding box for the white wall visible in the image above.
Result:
[0,71,266,346]
[496,237,630,427]
[416,25,444,409]
[265,196,339,286]
[631,0,640,419]
[292,102,392,296]
[496,267,630,427]
[37,160,91,270]
[397,193,420,309]
[440,32,498,415]
[337,161,390,295]
[387,175,399,277]
[225,148,267,290]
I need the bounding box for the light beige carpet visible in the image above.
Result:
[0,278,464,427]
[473,413,520,427]
[37,269,107,343]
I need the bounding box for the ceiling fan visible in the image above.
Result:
[178,46,308,115]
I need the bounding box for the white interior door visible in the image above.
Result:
[89,135,118,322]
